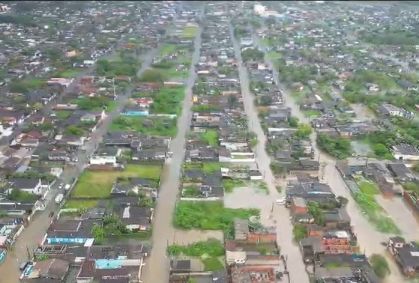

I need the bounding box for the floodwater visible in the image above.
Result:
[140,26,202,283]
[375,195,419,241]
[231,24,310,283]
[251,27,409,282]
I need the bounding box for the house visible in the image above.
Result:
[119,205,153,231]
[387,163,416,182]
[8,178,43,195]
[388,237,419,277]
[44,219,96,245]
[89,147,121,166]
[22,258,70,281]
[378,103,414,120]
[230,265,276,283]
[392,143,419,161]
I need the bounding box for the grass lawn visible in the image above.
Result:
[223,179,246,193]
[203,257,224,271]
[167,239,224,272]
[160,44,178,56]
[303,109,321,118]
[265,51,282,61]
[202,162,221,174]
[173,201,259,236]
[55,110,72,120]
[55,68,82,78]
[64,199,98,209]
[200,129,219,147]
[72,164,162,198]
[357,179,380,195]
[181,26,198,38]
[110,116,178,137]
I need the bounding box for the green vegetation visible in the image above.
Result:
[160,44,178,56]
[9,78,45,93]
[167,239,224,257]
[181,26,198,38]
[55,110,72,120]
[352,181,400,234]
[356,177,380,195]
[96,57,139,77]
[241,48,265,62]
[150,87,185,115]
[202,162,221,174]
[200,129,219,147]
[139,69,165,82]
[370,254,390,278]
[72,164,161,198]
[307,201,325,226]
[74,97,115,111]
[64,200,98,209]
[110,116,177,137]
[402,182,419,195]
[362,30,419,46]
[294,123,312,139]
[317,133,351,159]
[8,189,38,202]
[174,201,259,237]
[293,224,307,242]
[191,104,220,112]
[223,179,246,193]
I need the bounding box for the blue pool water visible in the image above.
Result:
[95,259,123,269]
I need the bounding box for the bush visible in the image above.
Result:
[370,254,390,278]
[293,224,307,242]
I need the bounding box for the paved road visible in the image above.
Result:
[230,24,310,283]
[0,47,159,283]
[140,25,201,283]
[251,28,408,283]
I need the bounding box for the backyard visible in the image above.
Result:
[167,239,224,271]
[71,164,162,199]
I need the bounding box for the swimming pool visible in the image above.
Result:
[95,259,123,269]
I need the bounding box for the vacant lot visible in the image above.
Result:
[64,199,98,209]
[181,26,198,38]
[174,201,259,238]
[110,116,178,137]
[72,164,162,198]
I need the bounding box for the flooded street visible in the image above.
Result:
[140,27,202,283]
[375,195,419,241]
[231,24,310,283]
[251,30,408,282]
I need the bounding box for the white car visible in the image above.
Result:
[275,197,286,205]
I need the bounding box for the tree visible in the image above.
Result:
[370,254,390,278]
[317,133,351,159]
[295,123,312,139]
[65,125,84,137]
[288,117,299,128]
[293,224,307,242]
[412,162,419,173]
[91,224,105,244]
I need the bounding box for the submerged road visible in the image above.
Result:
[251,27,409,283]
[230,24,310,283]
[140,26,202,283]
[0,47,159,283]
